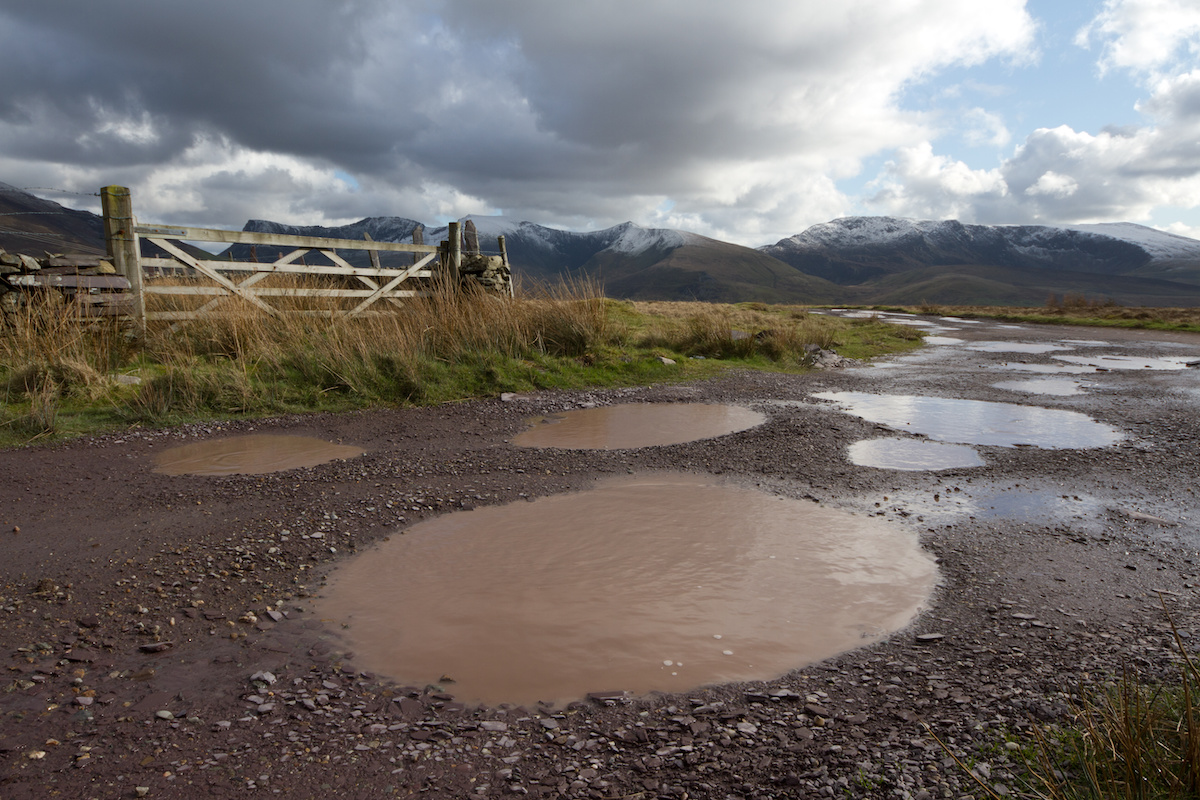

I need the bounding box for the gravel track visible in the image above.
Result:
[1,316,1198,799]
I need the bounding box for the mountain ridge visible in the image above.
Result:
[4,183,1200,305]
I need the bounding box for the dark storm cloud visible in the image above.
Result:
[0,0,1055,240]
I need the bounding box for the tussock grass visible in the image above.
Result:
[1023,618,1200,800]
[940,608,1200,800]
[1,282,919,446]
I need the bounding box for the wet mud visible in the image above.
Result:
[0,316,1198,799]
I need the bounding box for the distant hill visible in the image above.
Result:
[6,183,1200,306]
[760,216,1200,305]
[0,183,107,255]
[257,215,843,303]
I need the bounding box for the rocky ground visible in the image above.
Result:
[1,316,1198,799]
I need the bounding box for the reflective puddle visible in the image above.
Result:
[923,336,966,346]
[154,435,364,476]
[848,438,985,471]
[994,362,1098,375]
[888,486,1106,529]
[1053,354,1200,371]
[813,392,1122,448]
[966,341,1074,354]
[312,473,937,707]
[992,378,1085,396]
[512,403,766,450]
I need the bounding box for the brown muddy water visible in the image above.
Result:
[153,435,365,476]
[312,473,937,707]
[511,403,766,450]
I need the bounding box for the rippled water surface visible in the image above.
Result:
[512,403,766,450]
[154,435,365,476]
[313,474,937,706]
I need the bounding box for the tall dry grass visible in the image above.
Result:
[1,290,135,436]
[128,278,611,416]
[630,301,843,362]
[3,280,916,438]
[1023,616,1200,800]
[938,608,1200,800]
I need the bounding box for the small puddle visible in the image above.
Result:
[848,439,984,471]
[887,486,1105,529]
[1053,354,1200,371]
[966,341,1074,354]
[992,378,1085,397]
[312,473,937,707]
[923,336,965,346]
[153,435,364,476]
[994,362,1098,375]
[512,403,766,450]
[813,391,1122,448]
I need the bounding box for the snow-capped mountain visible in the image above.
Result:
[761,216,1200,285]
[6,177,1200,306]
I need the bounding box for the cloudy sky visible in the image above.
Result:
[2,0,1199,245]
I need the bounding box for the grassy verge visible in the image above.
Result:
[942,612,1200,800]
[865,301,1200,333]
[0,285,922,448]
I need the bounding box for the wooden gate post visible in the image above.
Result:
[447,221,461,286]
[101,186,145,331]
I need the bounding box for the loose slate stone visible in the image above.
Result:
[139,642,173,653]
[915,633,945,642]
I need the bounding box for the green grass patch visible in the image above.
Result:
[0,288,922,448]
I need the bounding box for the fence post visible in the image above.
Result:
[412,224,424,266]
[447,221,461,287]
[101,185,145,332]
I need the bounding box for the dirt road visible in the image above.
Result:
[1,314,1198,798]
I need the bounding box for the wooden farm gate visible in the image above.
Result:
[100,185,468,330]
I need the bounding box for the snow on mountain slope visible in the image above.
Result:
[1065,222,1200,261]
[771,216,1200,263]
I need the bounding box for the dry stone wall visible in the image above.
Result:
[0,250,131,323]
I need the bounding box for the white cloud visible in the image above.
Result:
[1025,171,1079,198]
[962,107,1013,148]
[868,143,1008,221]
[1076,0,1200,76]
[1161,220,1200,239]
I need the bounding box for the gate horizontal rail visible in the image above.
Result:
[101,185,461,331]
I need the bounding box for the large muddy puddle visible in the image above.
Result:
[848,438,985,471]
[511,403,766,450]
[154,434,364,476]
[312,473,937,707]
[813,392,1122,448]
